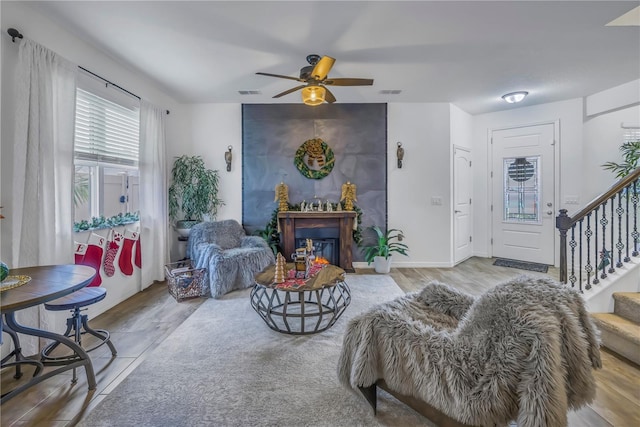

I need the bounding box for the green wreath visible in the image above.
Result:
[294,138,335,180]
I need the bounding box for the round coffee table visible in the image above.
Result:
[250,263,351,335]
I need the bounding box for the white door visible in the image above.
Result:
[491,123,555,265]
[454,147,472,264]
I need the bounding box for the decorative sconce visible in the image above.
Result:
[396,142,404,168]
[225,146,232,172]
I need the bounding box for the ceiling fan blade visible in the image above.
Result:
[256,72,305,83]
[324,87,337,104]
[324,78,374,86]
[272,85,307,98]
[311,56,336,80]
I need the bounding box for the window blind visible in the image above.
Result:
[623,128,640,144]
[74,88,140,166]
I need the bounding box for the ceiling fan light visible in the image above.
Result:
[502,91,529,103]
[302,85,326,106]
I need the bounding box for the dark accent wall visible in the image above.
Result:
[242,103,387,262]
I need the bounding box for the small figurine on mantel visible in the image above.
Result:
[274,252,286,284]
[300,200,306,212]
[341,181,357,211]
[326,200,333,212]
[274,181,289,211]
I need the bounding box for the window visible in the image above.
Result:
[73,82,140,228]
[503,156,541,223]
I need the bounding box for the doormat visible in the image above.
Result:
[493,258,549,273]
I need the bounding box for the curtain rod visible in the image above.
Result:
[7,27,169,115]
[79,66,141,101]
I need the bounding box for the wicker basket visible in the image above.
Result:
[164,260,207,302]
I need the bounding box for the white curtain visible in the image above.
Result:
[139,100,169,290]
[10,39,77,354]
[12,39,77,268]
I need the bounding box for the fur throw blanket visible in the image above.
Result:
[188,220,275,298]
[337,275,601,427]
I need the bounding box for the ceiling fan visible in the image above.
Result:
[256,54,374,106]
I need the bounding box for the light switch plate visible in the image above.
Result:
[565,196,580,205]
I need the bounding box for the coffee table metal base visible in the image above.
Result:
[250,281,351,335]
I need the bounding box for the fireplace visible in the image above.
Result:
[278,211,356,272]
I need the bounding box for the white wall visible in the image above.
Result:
[167,103,242,260]
[387,103,452,267]
[472,98,585,259]
[0,1,183,354]
[583,103,640,203]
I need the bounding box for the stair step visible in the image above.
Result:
[613,292,640,324]
[591,313,640,365]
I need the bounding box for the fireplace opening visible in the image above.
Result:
[294,225,340,266]
[295,237,338,266]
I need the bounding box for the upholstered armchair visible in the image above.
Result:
[187,220,275,298]
[338,275,602,427]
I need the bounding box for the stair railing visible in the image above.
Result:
[556,167,640,291]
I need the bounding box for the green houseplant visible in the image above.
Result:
[169,155,224,235]
[362,225,409,273]
[602,140,640,178]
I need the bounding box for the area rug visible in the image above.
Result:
[493,258,549,273]
[78,275,435,427]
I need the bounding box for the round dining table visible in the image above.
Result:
[1,264,97,404]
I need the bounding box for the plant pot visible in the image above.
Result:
[373,256,392,274]
[175,220,199,238]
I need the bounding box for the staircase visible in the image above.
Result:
[556,167,640,364]
[591,292,640,365]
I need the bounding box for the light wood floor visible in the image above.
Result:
[1,257,638,426]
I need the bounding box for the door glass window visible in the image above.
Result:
[503,156,540,223]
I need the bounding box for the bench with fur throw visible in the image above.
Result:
[337,275,601,427]
[187,220,275,298]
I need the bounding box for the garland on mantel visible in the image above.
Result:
[257,203,363,255]
[74,212,140,232]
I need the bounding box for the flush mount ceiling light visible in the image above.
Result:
[301,85,326,106]
[502,91,529,103]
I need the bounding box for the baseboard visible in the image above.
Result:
[352,261,454,269]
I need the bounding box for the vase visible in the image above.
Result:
[373,256,392,274]
[175,220,199,238]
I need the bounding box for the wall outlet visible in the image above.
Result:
[565,196,580,205]
[431,196,443,206]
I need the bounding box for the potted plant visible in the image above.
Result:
[362,225,409,273]
[169,155,224,236]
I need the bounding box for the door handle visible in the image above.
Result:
[547,210,553,215]
[455,210,461,213]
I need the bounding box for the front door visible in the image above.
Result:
[491,123,556,265]
[454,146,472,264]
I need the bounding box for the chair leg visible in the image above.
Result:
[41,314,75,359]
[1,322,43,379]
[80,314,117,356]
[359,383,377,415]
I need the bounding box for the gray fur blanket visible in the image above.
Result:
[188,220,275,298]
[337,275,601,427]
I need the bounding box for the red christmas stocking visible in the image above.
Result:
[134,236,142,269]
[118,228,139,276]
[74,242,88,264]
[82,233,105,287]
[103,230,123,277]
